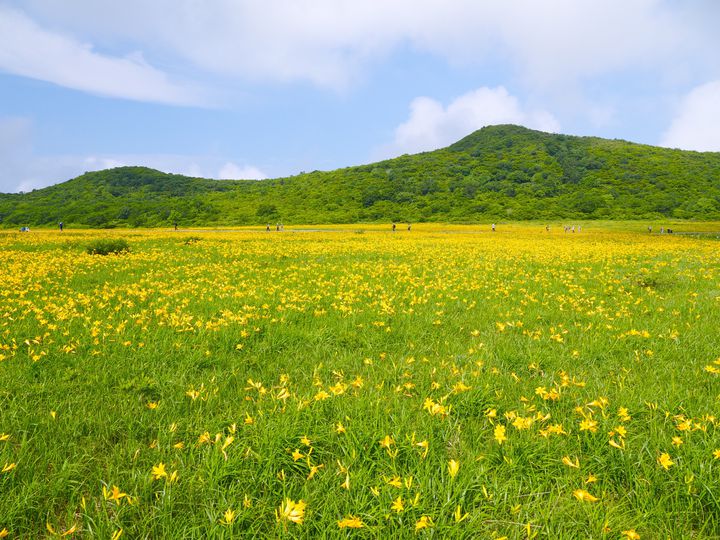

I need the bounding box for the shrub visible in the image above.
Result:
[86,238,131,255]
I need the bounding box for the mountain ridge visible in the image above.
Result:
[2,125,720,226]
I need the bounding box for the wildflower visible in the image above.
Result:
[291,449,304,461]
[0,529,7,538]
[573,489,599,502]
[300,435,311,446]
[622,530,640,539]
[448,459,460,479]
[111,530,123,540]
[151,462,167,480]
[391,496,404,513]
[220,508,236,525]
[579,418,598,433]
[307,463,324,480]
[657,453,674,470]
[335,422,346,434]
[103,485,127,504]
[276,498,306,525]
[337,516,364,529]
[713,449,720,460]
[416,439,429,459]
[672,436,683,447]
[379,435,395,448]
[562,456,580,468]
[386,476,402,488]
[454,505,469,523]
[1,463,16,473]
[415,515,434,531]
[494,424,507,444]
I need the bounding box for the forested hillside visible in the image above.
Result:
[2,125,719,227]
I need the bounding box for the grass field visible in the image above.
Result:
[1,224,719,538]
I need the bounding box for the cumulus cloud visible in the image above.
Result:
[0,118,267,192]
[218,162,267,180]
[381,86,560,156]
[661,81,720,152]
[0,5,205,105]
[15,1,719,91]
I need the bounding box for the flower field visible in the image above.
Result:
[1,225,719,538]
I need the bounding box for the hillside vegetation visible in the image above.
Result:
[2,125,720,227]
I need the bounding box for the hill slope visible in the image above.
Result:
[2,125,720,227]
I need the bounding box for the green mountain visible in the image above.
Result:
[2,124,720,227]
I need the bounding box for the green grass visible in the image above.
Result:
[0,225,719,538]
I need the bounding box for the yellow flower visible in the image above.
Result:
[621,530,640,539]
[151,462,167,480]
[494,424,507,445]
[337,515,364,529]
[448,459,460,479]
[415,515,434,531]
[103,485,127,504]
[454,505,469,523]
[713,449,720,460]
[657,453,674,470]
[110,530,123,540]
[276,498,306,525]
[573,489,599,502]
[562,456,580,468]
[1,463,16,473]
[0,529,7,538]
[220,508,236,525]
[379,435,395,448]
[579,418,598,433]
[391,496,404,513]
[291,449,304,461]
[672,436,683,447]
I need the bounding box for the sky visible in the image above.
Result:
[1,0,719,193]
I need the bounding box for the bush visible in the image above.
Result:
[86,239,131,255]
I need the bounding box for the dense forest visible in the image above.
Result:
[2,125,719,227]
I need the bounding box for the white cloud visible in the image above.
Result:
[661,81,720,152]
[0,119,268,192]
[382,86,560,156]
[15,1,719,92]
[0,5,205,105]
[218,162,267,180]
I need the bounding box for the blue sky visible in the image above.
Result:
[1,0,719,192]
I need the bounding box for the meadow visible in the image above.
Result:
[1,224,719,538]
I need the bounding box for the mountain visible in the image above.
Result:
[2,125,720,227]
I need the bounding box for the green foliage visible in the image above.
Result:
[2,125,720,227]
[85,238,131,255]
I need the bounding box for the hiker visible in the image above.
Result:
[266,223,270,232]
[174,222,178,231]
[407,223,411,231]
[276,223,280,232]
[648,226,652,233]
[392,223,396,232]
[491,223,496,232]
[59,222,64,232]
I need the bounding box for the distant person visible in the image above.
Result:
[407,223,411,231]
[392,223,396,232]
[660,227,665,234]
[571,226,575,233]
[545,225,550,232]
[59,222,64,232]
[174,222,178,231]
[266,223,270,232]
[491,223,496,232]
[648,226,652,233]
[276,223,280,232]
